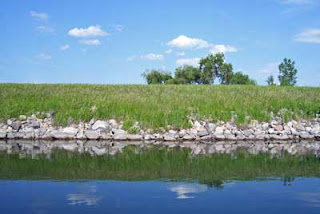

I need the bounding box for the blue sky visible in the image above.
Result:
[0,0,319,86]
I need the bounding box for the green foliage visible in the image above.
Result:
[174,65,201,84]
[267,75,276,86]
[1,149,320,183]
[229,72,256,85]
[219,63,233,84]
[142,69,173,84]
[142,53,257,86]
[199,53,225,84]
[0,84,319,129]
[278,58,298,86]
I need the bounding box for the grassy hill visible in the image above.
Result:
[0,84,319,129]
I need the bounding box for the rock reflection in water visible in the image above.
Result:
[0,140,320,157]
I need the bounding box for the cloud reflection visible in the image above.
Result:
[67,185,102,206]
[169,183,208,199]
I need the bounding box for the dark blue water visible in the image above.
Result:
[1,178,319,214]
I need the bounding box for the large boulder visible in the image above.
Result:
[85,130,100,140]
[92,120,109,130]
[62,127,78,138]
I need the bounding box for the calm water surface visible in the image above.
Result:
[1,140,320,213]
[1,179,320,214]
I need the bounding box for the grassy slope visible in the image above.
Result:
[0,148,319,184]
[0,84,319,129]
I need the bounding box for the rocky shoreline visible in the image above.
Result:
[0,113,319,141]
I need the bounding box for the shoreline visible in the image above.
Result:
[0,113,319,142]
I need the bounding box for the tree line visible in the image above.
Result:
[142,53,298,86]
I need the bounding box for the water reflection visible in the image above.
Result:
[67,184,102,206]
[169,183,208,199]
[1,139,320,157]
[298,192,320,208]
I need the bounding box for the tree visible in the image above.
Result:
[199,53,224,84]
[174,65,201,84]
[229,72,256,85]
[266,75,276,86]
[142,69,172,84]
[219,63,233,84]
[278,58,298,86]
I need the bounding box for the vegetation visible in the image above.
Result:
[0,148,319,187]
[0,84,319,129]
[229,72,256,85]
[267,75,276,86]
[143,53,256,85]
[278,58,298,86]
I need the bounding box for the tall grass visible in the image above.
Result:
[0,148,319,185]
[0,84,319,129]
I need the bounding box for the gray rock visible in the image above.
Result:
[200,135,212,141]
[214,134,226,140]
[109,119,118,128]
[92,120,109,130]
[215,127,224,134]
[21,127,35,139]
[0,129,6,139]
[225,134,237,141]
[197,129,209,137]
[85,130,100,140]
[243,129,254,137]
[299,132,313,139]
[113,133,128,141]
[19,115,27,121]
[127,134,143,141]
[51,131,68,139]
[163,134,176,141]
[183,134,195,140]
[63,127,78,138]
[10,121,21,131]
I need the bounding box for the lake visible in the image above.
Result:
[1,140,320,213]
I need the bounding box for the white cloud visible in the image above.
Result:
[141,53,164,61]
[68,25,109,37]
[60,44,70,51]
[282,0,313,4]
[36,25,54,33]
[164,49,173,54]
[210,45,238,54]
[176,58,201,67]
[167,35,238,54]
[294,29,320,43]
[30,11,48,21]
[79,39,101,46]
[177,52,185,56]
[167,35,210,49]
[113,24,124,32]
[35,53,52,61]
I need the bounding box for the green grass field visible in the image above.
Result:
[0,84,319,129]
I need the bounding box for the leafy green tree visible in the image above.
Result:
[142,69,173,84]
[278,58,298,86]
[199,53,224,84]
[266,75,276,86]
[219,63,233,84]
[230,72,256,85]
[174,65,201,84]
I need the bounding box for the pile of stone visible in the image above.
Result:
[0,113,319,141]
